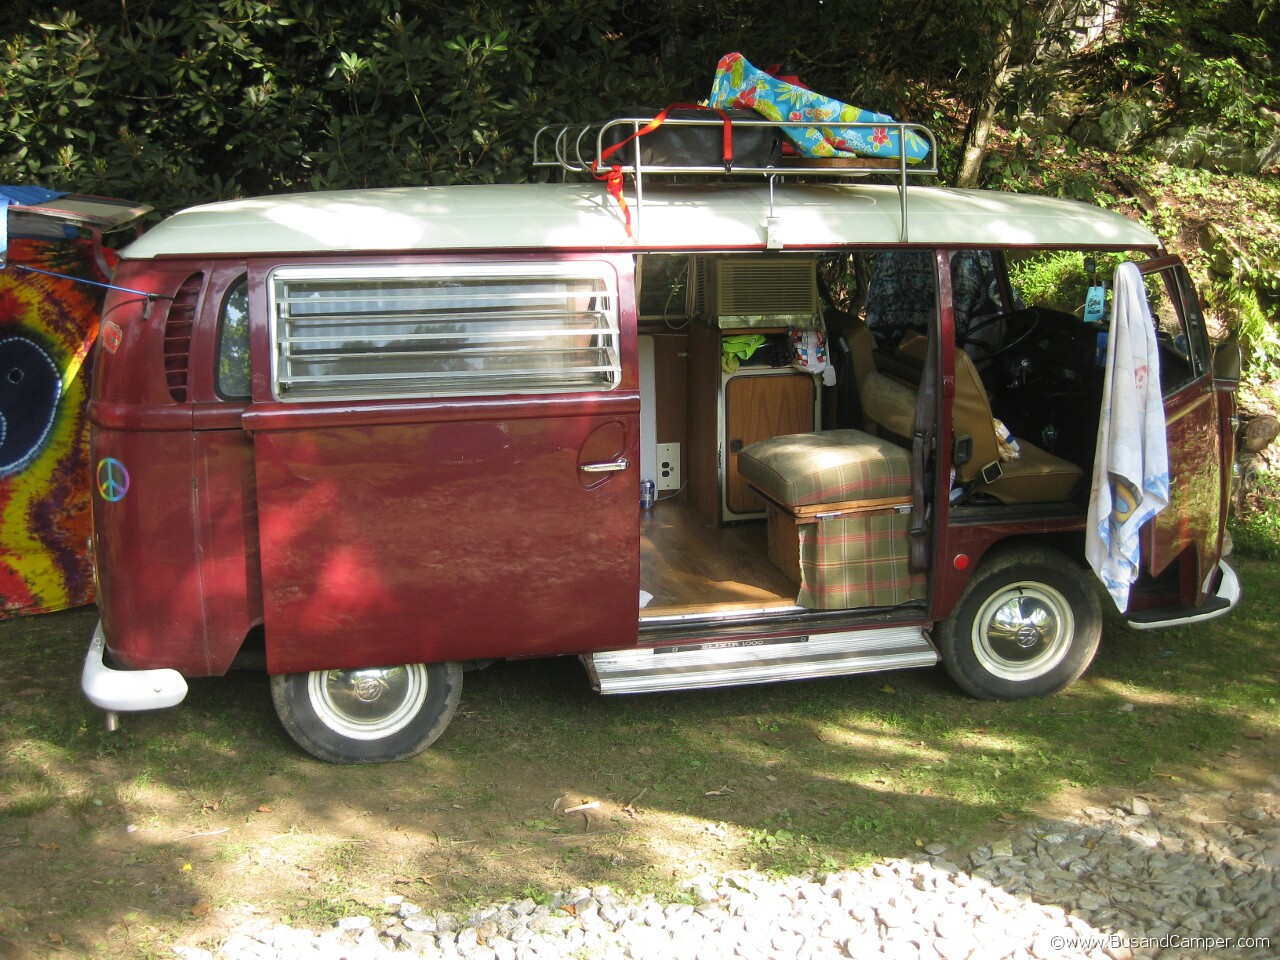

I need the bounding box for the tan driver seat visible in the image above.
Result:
[952,349,1083,504]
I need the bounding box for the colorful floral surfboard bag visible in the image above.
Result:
[709,53,931,163]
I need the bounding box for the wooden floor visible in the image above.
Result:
[640,496,800,618]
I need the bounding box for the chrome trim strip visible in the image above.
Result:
[589,625,937,694]
[640,604,807,625]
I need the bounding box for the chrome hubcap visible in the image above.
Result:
[308,665,428,740]
[972,583,1074,681]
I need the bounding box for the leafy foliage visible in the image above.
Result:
[3,2,1276,212]
[1232,469,1280,560]
[1,1,652,210]
[1006,250,1135,315]
[1067,1,1280,150]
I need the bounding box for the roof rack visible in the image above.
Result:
[533,115,938,245]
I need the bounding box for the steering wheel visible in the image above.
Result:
[958,307,1043,359]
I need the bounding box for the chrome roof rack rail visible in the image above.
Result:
[533,116,938,244]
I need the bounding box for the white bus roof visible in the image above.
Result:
[122,182,1161,259]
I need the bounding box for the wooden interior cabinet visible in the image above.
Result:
[687,323,820,524]
[724,372,817,514]
[651,332,688,471]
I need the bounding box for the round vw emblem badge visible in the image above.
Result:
[1015,624,1041,648]
[96,457,130,502]
[353,675,389,702]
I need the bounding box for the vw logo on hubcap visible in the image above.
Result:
[1015,624,1042,648]
[353,675,388,703]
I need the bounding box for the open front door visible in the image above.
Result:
[1134,256,1224,606]
[243,257,641,676]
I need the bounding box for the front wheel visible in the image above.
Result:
[937,546,1101,700]
[270,661,463,763]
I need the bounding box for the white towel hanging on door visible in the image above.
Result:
[1085,261,1170,612]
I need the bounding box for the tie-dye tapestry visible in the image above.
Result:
[0,235,114,616]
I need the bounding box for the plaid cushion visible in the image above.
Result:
[797,508,926,610]
[738,429,911,507]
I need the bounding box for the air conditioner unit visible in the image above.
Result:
[696,256,819,328]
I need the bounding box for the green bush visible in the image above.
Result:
[4,1,1278,219]
[1081,1,1280,145]
[1006,250,1136,315]
[1232,469,1280,560]
[0,1,653,212]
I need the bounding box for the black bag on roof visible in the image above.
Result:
[596,105,783,172]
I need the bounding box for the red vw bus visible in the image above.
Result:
[81,120,1240,762]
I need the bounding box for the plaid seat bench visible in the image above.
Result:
[737,430,925,610]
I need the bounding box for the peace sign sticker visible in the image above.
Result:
[96,457,130,503]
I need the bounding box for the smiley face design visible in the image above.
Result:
[0,335,62,477]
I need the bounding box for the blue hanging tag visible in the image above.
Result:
[1083,284,1106,323]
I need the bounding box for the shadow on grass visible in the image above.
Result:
[0,559,1276,956]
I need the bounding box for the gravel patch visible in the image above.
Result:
[174,777,1280,960]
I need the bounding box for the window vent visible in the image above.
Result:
[164,273,203,402]
[691,257,707,319]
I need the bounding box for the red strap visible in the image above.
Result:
[596,103,734,169]
[598,165,631,236]
[716,107,733,169]
[597,105,675,166]
[591,104,737,235]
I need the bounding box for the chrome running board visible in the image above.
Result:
[586,625,937,695]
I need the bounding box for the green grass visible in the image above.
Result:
[283,897,368,928]
[1,561,1278,956]
[433,563,1279,883]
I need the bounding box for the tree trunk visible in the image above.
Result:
[954,98,999,188]
[954,24,1015,188]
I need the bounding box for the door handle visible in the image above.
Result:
[580,459,630,474]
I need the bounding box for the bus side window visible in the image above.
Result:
[216,276,251,400]
[1143,267,1203,396]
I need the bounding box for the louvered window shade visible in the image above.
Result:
[269,264,621,401]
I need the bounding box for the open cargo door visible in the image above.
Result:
[1129,256,1232,616]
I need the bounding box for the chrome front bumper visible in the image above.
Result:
[81,620,188,712]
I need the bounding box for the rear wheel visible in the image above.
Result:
[937,546,1101,699]
[270,661,462,763]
